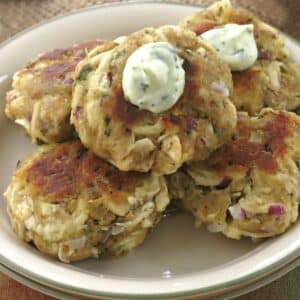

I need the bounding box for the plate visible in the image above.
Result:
[0,1,299,299]
[1,256,299,300]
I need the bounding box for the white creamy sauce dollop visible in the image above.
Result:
[201,24,258,71]
[122,42,185,113]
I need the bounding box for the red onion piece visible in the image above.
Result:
[27,113,32,122]
[194,22,215,35]
[73,106,83,119]
[216,176,232,189]
[7,94,17,103]
[200,138,207,145]
[107,72,113,87]
[228,204,246,220]
[185,115,198,130]
[268,204,285,216]
[41,61,77,81]
[63,78,74,86]
[211,81,229,97]
[258,51,272,60]
[40,49,67,60]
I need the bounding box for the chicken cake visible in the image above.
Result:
[4,141,169,263]
[169,109,300,240]
[5,40,104,143]
[232,60,300,114]
[179,0,300,114]
[71,25,237,174]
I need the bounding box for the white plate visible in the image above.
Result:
[1,256,299,300]
[0,1,299,299]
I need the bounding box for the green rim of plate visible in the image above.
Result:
[0,1,300,299]
[1,257,300,300]
[0,263,78,300]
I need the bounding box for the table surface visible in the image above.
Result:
[0,1,299,299]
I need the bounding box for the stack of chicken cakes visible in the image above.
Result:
[4,0,300,263]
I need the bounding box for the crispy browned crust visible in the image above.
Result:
[5,142,169,262]
[209,111,292,174]
[169,109,300,240]
[22,142,149,206]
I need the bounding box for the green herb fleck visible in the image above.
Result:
[296,161,300,171]
[192,108,206,118]
[218,6,223,16]
[114,49,126,60]
[16,160,21,169]
[104,115,111,125]
[88,182,95,188]
[262,101,269,108]
[76,147,88,159]
[140,82,149,92]
[76,64,92,82]
[104,129,111,137]
[35,138,44,145]
[234,48,245,55]
[40,128,48,135]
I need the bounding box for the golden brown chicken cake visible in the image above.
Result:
[179,0,300,114]
[4,142,169,263]
[169,109,300,240]
[232,56,300,114]
[71,25,237,175]
[5,40,104,143]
